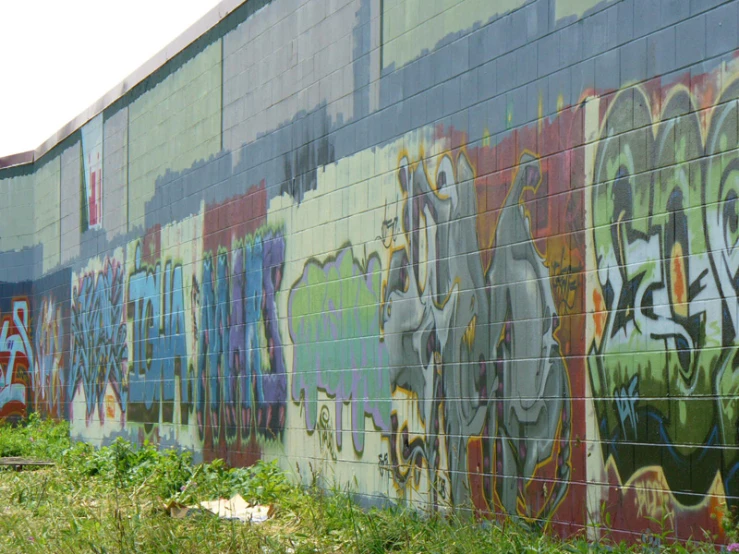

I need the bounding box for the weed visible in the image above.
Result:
[0,412,71,459]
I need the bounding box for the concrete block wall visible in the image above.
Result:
[0,0,737,542]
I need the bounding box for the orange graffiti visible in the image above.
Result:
[670,243,688,317]
[593,288,605,338]
[105,393,116,420]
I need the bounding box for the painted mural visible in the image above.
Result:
[4,0,739,544]
[70,254,128,425]
[289,246,390,455]
[379,147,575,523]
[33,295,64,417]
[195,228,287,452]
[0,291,32,422]
[586,77,739,540]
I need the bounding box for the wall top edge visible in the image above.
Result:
[0,0,247,171]
[0,150,35,170]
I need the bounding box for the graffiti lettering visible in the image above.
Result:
[289,246,390,453]
[634,478,676,527]
[378,452,391,475]
[317,405,337,461]
[127,243,189,424]
[615,376,639,441]
[198,250,230,442]
[70,259,128,424]
[0,299,32,419]
[33,297,65,418]
[197,230,287,446]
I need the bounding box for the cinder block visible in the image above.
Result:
[468,26,488,69]
[486,94,507,136]
[410,94,428,129]
[547,66,572,113]
[425,84,444,122]
[460,66,480,108]
[467,101,487,144]
[617,0,635,45]
[477,59,497,103]
[620,37,648,85]
[634,0,662,38]
[450,36,470,79]
[402,59,422,99]
[506,86,528,128]
[661,0,690,26]
[434,42,458,85]
[449,109,468,138]
[496,50,517,94]
[706,2,739,58]
[690,0,730,16]
[646,26,676,77]
[395,102,412,136]
[559,21,583,68]
[367,111,382,146]
[516,42,538,87]
[525,79,547,124]
[534,0,551,38]
[537,32,560,78]
[571,58,595,97]
[523,1,546,42]
[442,77,462,117]
[469,18,505,68]
[583,8,617,57]
[676,15,706,67]
[505,9,528,54]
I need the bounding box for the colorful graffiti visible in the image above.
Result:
[588,80,739,535]
[33,296,65,418]
[0,298,32,420]
[380,146,574,521]
[127,242,189,425]
[196,229,288,448]
[70,258,128,424]
[289,245,391,454]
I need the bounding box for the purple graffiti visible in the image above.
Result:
[198,230,287,445]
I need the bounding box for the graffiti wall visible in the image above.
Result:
[2,0,739,543]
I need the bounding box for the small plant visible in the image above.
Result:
[229,459,291,504]
[719,504,739,552]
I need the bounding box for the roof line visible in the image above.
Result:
[0,0,246,170]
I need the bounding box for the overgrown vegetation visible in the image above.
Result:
[0,415,730,553]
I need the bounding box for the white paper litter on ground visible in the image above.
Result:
[166,494,274,523]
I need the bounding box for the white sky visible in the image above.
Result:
[0,0,223,158]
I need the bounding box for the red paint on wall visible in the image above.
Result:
[202,181,267,256]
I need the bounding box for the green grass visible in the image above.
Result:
[0,416,729,553]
